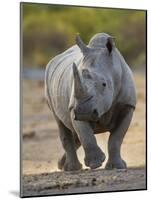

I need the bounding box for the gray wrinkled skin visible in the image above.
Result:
[45,33,136,171]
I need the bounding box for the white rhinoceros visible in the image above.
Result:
[45,33,136,171]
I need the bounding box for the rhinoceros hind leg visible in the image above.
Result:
[105,106,134,170]
[56,118,82,171]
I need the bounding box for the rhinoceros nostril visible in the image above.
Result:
[102,82,106,87]
[92,109,98,117]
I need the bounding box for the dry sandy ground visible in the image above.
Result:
[21,72,146,196]
[22,168,146,197]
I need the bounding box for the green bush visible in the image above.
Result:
[22,3,146,68]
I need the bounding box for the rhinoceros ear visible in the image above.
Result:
[76,35,91,55]
[106,37,115,54]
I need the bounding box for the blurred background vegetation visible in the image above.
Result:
[22,3,146,69]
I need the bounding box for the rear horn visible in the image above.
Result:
[76,35,91,55]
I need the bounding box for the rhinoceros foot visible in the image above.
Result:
[84,147,105,169]
[58,154,82,171]
[64,160,82,171]
[105,158,127,170]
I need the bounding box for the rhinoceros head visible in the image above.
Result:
[72,34,115,121]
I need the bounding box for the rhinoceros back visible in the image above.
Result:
[45,45,82,125]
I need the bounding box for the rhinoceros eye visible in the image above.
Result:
[94,81,106,93]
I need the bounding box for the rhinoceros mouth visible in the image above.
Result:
[74,112,99,122]
[78,95,93,105]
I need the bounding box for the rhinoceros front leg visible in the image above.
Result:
[58,133,81,170]
[72,119,105,169]
[105,106,134,169]
[56,118,82,171]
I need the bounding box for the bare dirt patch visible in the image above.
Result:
[22,168,146,197]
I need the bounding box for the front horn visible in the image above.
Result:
[72,62,88,99]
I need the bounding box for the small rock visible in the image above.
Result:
[112,176,117,180]
[101,179,105,183]
[91,178,97,185]
[23,130,36,139]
